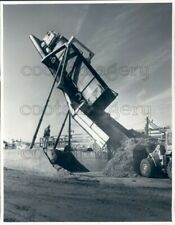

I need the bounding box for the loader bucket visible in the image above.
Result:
[52,150,89,173]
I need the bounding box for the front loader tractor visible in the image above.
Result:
[133,130,172,179]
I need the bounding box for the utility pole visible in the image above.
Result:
[145,116,149,136]
[68,111,71,149]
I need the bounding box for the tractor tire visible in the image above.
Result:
[167,159,172,179]
[133,145,148,174]
[140,158,155,178]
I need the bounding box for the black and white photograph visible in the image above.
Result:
[2,2,173,222]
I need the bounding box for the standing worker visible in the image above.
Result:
[43,125,51,149]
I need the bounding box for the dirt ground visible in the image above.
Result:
[4,148,172,222]
[4,167,172,222]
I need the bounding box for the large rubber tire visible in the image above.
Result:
[167,159,172,179]
[140,158,155,178]
[133,145,148,174]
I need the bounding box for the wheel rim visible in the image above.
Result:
[142,163,149,174]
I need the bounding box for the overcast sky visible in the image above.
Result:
[3,3,172,142]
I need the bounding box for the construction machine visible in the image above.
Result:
[133,118,172,179]
[29,31,135,172]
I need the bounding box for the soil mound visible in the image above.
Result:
[104,138,147,177]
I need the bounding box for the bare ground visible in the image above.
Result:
[4,168,172,222]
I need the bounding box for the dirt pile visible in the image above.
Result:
[104,138,145,177]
